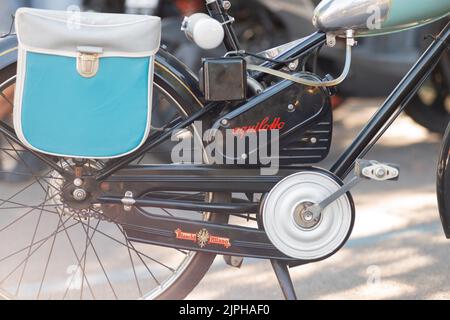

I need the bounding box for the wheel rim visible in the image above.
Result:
[0,76,213,300]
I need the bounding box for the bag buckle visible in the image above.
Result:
[76,46,103,78]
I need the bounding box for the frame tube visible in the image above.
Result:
[253,32,327,81]
[206,0,241,52]
[332,22,450,178]
[98,195,259,214]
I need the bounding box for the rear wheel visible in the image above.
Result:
[0,59,228,300]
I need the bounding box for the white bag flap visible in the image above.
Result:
[15,8,161,57]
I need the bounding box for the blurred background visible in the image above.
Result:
[0,0,449,299]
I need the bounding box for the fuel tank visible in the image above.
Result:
[313,0,450,36]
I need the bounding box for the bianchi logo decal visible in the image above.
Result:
[175,228,231,249]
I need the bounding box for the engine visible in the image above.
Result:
[211,72,333,166]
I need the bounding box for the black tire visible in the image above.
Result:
[0,53,229,300]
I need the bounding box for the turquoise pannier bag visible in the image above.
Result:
[14,8,161,158]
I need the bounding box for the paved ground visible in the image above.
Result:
[187,98,450,300]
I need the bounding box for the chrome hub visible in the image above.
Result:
[293,201,321,229]
[47,160,105,220]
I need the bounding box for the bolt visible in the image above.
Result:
[375,168,386,179]
[125,191,134,198]
[288,104,295,112]
[303,211,314,222]
[222,1,232,10]
[310,137,318,144]
[288,60,299,71]
[73,188,87,201]
[74,178,83,187]
[221,119,229,127]
[241,154,248,160]
[326,34,336,47]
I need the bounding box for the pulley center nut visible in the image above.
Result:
[73,188,88,201]
[294,201,321,229]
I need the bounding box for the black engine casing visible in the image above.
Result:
[212,73,333,166]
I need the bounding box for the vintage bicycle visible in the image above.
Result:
[0,0,448,300]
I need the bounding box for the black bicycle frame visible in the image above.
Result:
[92,32,328,181]
[0,23,448,185]
[0,13,448,265]
[93,21,449,183]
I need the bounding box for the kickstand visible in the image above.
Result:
[271,260,297,300]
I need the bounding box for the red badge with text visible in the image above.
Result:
[175,228,231,249]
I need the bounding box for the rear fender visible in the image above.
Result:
[0,35,18,78]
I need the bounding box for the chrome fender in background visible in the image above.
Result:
[437,123,450,239]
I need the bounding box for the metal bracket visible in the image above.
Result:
[307,159,400,220]
[355,160,400,181]
[122,191,135,212]
[223,255,244,268]
[326,33,336,47]
[220,16,235,26]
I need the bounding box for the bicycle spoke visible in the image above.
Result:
[3,138,60,194]
[36,211,63,299]
[0,192,62,234]
[14,188,48,297]
[58,207,96,300]
[117,225,160,286]
[79,217,175,273]
[0,214,79,286]
[80,218,91,300]
[0,178,49,210]
[124,228,143,297]
[62,217,102,300]
[0,219,78,266]
[70,218,119,300]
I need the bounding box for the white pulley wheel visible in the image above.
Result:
[262,171,354,260]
